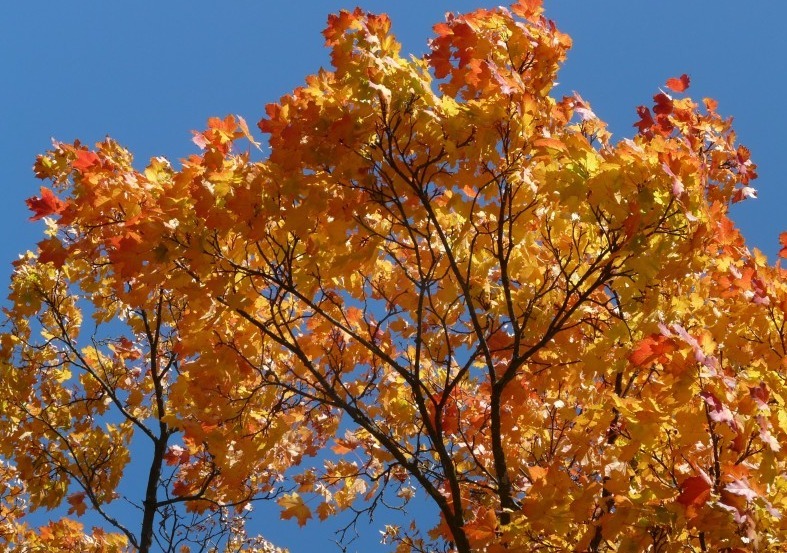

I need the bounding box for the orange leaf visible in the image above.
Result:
[528,465,548,483]
[532,137,567,152]
[26,187,66,221]
[703,97,719,113]
[511,0,544,20]
[331,437,358,455]
[779,232,787,259]
[67,492,87,517]
[629,334,674,367]
[316,501,336,521]
[37,237,68,267]
[465,507,498,544]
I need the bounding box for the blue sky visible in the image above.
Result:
[2,2,785,551]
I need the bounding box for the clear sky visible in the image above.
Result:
[2,2,786,551]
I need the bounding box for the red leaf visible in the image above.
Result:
[164,445,189,466]
[26,187,66,221]
[72,150,100,171]
[652,92,673,116]
[676,475,711,511]
[323,8,364,46]
[427,392,460,435]
[634,106,654,134]
[172,480,190,497]
[433,22,453,38]
[665,73,690,93]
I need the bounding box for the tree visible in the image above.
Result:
[2,1,786,551]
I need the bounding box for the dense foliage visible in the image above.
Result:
[2,1,785,551]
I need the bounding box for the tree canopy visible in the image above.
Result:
[2,1,786,551]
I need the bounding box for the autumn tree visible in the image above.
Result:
[0,157,299,551]
[3,1,787,551]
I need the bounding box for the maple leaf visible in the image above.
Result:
[278,493,312,526]
[331,435,359,455]
[465,507,498,545]
[676,475,711,514]
[192,130,208,150]
[732,186,757,203]
[735,145,757,184]
[757,416,781,452]
[67,492,87,517]
[172,480,191,498]
[700,391,735,424]
[703,97,719,113]
[528,465,548,483]
[532,137,567,153]
[661,162,684,196]
[316,501,336,521]
[629,334,674,367]
[37,237,68,267]
[323,8,364,46]
[163,445,189,466]
[26,186,66,221]
[725,479,759,502]
[652,92,673,116]
[749,382,769,409]
[665,74,690,93]
[511,0,544,20]
[671,324,719,373]
[71,150,100,171]
[634,105,654,134]
[428,392,461,435]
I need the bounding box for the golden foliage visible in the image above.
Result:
[2,1,784,551]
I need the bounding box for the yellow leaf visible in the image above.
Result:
[278,493,312,526]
